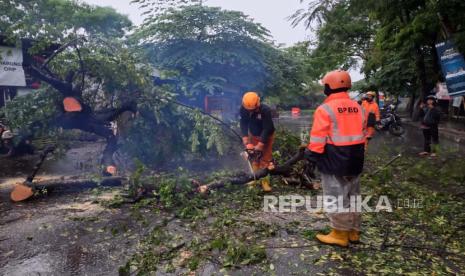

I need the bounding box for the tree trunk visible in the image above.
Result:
[27,64,137,173]
[412,45,428,121]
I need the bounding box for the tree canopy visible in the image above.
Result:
[293,0,465,110]
[0,0,236,168]
[132,4,320,107]
[0,0,132,41]
[0,0,325,168]
[133,5,273,96]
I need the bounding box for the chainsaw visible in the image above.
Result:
[10,146,55,202]
[240,144,263,180]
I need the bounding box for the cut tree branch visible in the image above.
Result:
[74,43,86,92]
[29,64,73,94]
[203,146,306,190]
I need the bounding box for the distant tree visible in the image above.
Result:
[293,0,465,116]
[132,5,273,96]
[132,5,318,109]
[131,0,202,20]
[289,0,339,30]
[0,0,132,41]
[264,42,324,108]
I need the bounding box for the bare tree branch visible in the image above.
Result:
[29,64,73,94]
[41,37,83,69]
[74,43,86,92]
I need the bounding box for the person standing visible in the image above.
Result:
[361,91,381,149]
[240,92,275,192]
[1,130,15,157]
[419,95,440,157]
[305,70,366,247]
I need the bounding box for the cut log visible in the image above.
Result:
[32,176,126,192]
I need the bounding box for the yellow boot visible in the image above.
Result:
[348,230,360,243]
[261,176,272,192]
[316,229,349,247]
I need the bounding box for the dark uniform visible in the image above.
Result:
[240,104,275,169]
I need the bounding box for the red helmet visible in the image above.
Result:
[321,70,352,91]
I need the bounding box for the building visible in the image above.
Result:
[204,83,243,121]
[153,71,244,121]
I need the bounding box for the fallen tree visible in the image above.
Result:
[26,44,138,172]
[121,146,315,201]
[200,146,309,191]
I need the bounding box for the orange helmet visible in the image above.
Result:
[321,70,352,91]
[242,92,260,110]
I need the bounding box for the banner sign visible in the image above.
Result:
[435,40,465,97]
[0,46,26,87]
[452,95,463,108]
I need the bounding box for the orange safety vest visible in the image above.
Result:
[308,93,366,154]
[361,100,381,122]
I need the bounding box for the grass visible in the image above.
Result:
[114,143,465,275]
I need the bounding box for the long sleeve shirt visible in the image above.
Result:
[240,104,275,143]
[421,107,440,128]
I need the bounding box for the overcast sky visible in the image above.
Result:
[83,0,311,45]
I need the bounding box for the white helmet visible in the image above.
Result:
[1,130,14,139]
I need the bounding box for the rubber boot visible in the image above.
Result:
[316,229,349,247]
[261,176,272,192]
[348,230,360,243]
[364,137,371,151]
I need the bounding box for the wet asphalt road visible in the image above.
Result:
[275,111,465,156]
[1,111,464,275]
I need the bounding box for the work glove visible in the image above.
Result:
[244,143,262,162]
[243,143,254,159]
[304,148,319,164]
[242,136,249,146]
[254,142,265,152]
[245,143,255,152]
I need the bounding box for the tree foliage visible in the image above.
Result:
[0,0,234,168]
[0,0,132,41]
[293,0,465,109]
[132,5,274,96]
[265,42,324,108]
[132,4,318,108]
[131,0,202,20]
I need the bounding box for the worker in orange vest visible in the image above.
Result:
[305,70,366,247]
[240,92,275,192]
[361,91,381,149]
